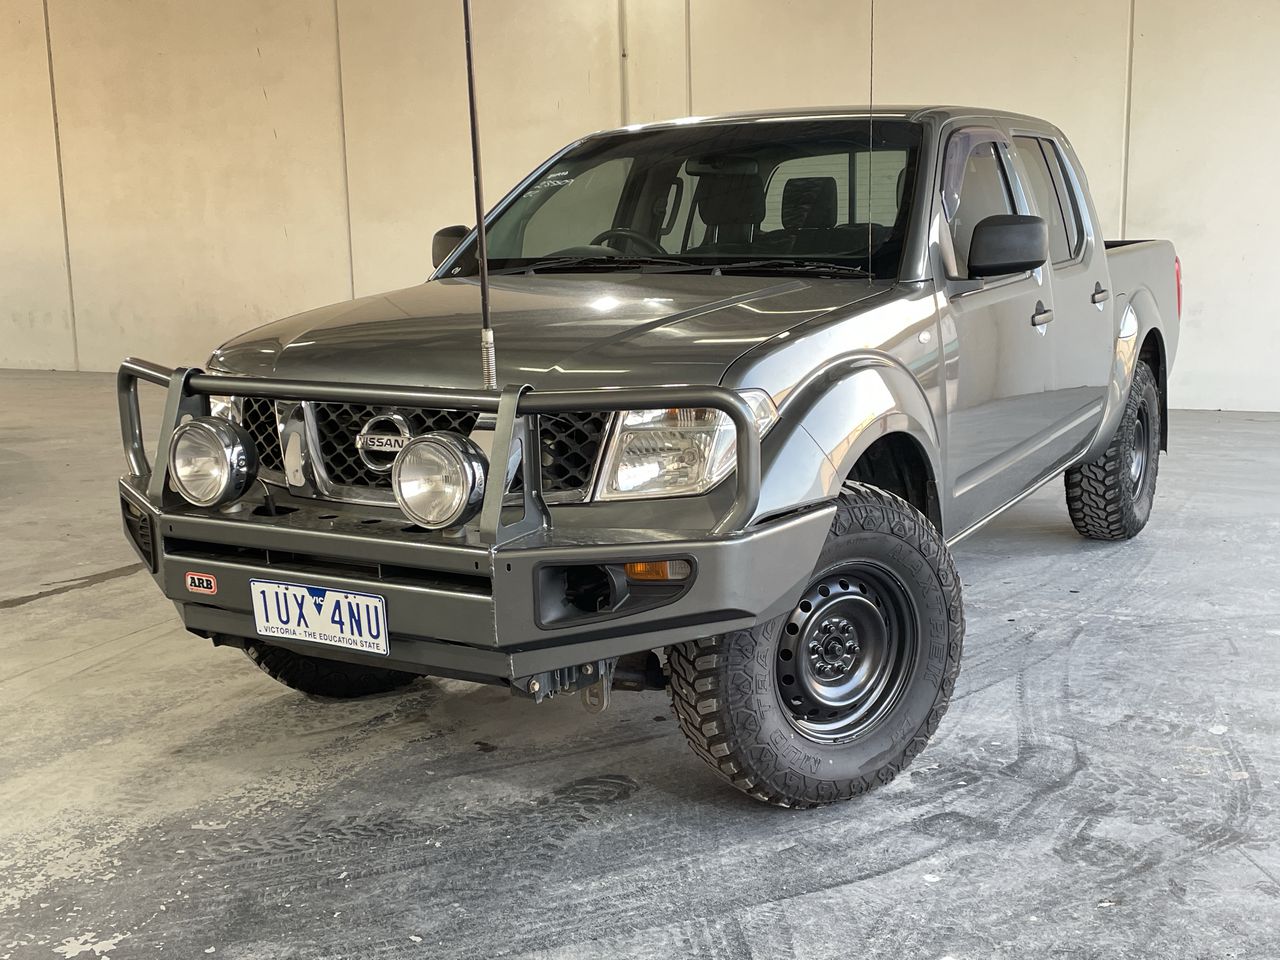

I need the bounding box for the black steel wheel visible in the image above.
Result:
[776,564,918,743]
[1065,360,1161,540]
[668,482,964,808]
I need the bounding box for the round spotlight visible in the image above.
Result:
[392,432,487,529]
[168,416,259,507]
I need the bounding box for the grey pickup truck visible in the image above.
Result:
[117,106,1180,807]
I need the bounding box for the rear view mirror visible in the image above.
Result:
[687,156,759,176]
[433,225,470,268]
[967,215,1048,277]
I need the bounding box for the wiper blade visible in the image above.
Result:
[490,255,691,275]
[708,259,876,279]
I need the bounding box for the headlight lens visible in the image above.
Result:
[392,433,488,529]
[169,417,259,507]
[597,389,777,500]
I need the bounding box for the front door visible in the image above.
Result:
[936,129,1059,535]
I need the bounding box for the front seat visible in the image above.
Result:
[688,172,765,254]
[779,176,839,253]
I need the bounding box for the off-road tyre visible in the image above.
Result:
[243,641,418,699]
[667,483,965,807]
[1065,360,1161,541]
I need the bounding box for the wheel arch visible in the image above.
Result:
[773,355,943,530]
[1137,325,1168,450]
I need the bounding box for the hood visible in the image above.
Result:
[210,274,888,390]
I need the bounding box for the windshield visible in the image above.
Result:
[447,118,923,280]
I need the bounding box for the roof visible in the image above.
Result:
[594,105,1055,137]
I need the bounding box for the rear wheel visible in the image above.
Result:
[1065,360,1161,541]
[668,483,964,807]
[243,641,418,699]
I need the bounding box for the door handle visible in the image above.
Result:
[1091,284,1111,304]
[1031,302,1054,326]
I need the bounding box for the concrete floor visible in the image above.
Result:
[1,369,1278,960]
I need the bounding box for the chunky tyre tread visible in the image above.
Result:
[668,483,965,808]
[244,642,418,699]
[1065,361,1160,541]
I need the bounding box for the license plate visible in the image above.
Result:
[249,578,389,656]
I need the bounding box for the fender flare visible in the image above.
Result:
[1079,286,1166,463]
[771,353,942,505]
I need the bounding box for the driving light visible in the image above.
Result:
[597,389,777,500]
[392,432,488,529]
[168,416,259,507]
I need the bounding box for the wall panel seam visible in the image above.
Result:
[41,0,78,370]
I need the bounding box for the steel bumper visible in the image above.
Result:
[121,477,833,680]
[116,357,833,683]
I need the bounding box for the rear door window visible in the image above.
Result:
[1013,136,1072,263]
[1040,139,1085,258]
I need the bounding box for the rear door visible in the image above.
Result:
[935,126,1060,535]
[1010,134,1113,461]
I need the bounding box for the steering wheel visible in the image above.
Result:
[589,228,667,256]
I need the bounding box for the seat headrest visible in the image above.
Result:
[896,167,907,208]
[695,173,765,227]
[781,177,838,230]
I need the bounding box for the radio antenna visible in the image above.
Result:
[462,0,497,390]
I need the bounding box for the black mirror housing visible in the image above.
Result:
[432,225,470,268]
[967,214,1048,278]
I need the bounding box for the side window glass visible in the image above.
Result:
[941,133,1014,275]
[761,154,850,230]
[1013,136,1071,263]
[519,158,633,256]
[1041,140,1085,259]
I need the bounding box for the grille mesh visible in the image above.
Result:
[239,400,606,495]
[241,398,283,472]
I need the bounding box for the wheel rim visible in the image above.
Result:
[776,562,918,744]
[1129,404,1150,488]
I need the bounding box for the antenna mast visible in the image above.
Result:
[462,0,496,390]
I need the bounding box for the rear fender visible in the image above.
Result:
[1079,288,1163,463]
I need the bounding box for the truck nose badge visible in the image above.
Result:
[355,413,413,473]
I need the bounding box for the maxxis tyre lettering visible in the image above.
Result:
[667,482,965,808]
[243,641,418,699]
[1064,360,1161,541]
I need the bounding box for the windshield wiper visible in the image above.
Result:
[706,259,876,279]
[489,255,692,275]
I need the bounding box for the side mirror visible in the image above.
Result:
[432,225,470,268]
[967,214,1048,278]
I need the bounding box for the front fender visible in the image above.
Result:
[774,355,941,502]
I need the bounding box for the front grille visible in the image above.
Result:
[242,397,284,472]
[239,400,608,496]
[312,403,479,487]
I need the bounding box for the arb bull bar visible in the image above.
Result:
[116,358,834,696]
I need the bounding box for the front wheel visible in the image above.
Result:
[668,483,965,807]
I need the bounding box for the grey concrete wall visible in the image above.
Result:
[1,0,1275,411]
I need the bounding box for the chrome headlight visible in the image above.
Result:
[597,389,777,500]
[168,416,259,507]
[392,432,488,529]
